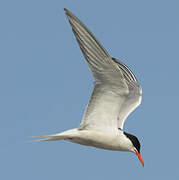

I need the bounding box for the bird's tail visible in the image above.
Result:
[30,128,78,142]
[30,134,66,142]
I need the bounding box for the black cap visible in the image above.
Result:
[124,132,141,153]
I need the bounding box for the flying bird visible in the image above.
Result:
[36,8,144,167]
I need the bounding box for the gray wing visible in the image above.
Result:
[64,9,127,88]
[111,58,142,129]
[64,9,142,131]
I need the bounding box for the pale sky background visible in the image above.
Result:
[1,0,179,179]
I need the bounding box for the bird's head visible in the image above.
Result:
[124,132,144,167]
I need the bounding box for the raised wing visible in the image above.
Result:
[80,59,142,131]
[64,9,142,131]
[64,9,127,89]
[79,83,127,130]
[111,58,142,129]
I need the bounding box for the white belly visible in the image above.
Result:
[67,129,130,151]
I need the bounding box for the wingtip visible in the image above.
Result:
[64,8,74,17]
[64,8,71,17]
[64,8,70,14]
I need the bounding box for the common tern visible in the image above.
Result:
[36,8,144,167]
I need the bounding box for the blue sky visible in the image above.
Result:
[1,0,179,179]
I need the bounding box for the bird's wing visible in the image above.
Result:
[80,58,142,131]
[64,9,127,89]
[111,58,142,129]
[64,9,142,131]
[79,83,127,130]
[117,92,142,129]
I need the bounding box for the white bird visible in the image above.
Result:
[36,8,144,167]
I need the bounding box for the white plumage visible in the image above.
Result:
[34,8,144,166]
[65,8,142,131]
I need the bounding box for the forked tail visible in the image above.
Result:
[30,128,78,142]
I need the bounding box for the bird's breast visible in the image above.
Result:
[69,129,129,151]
